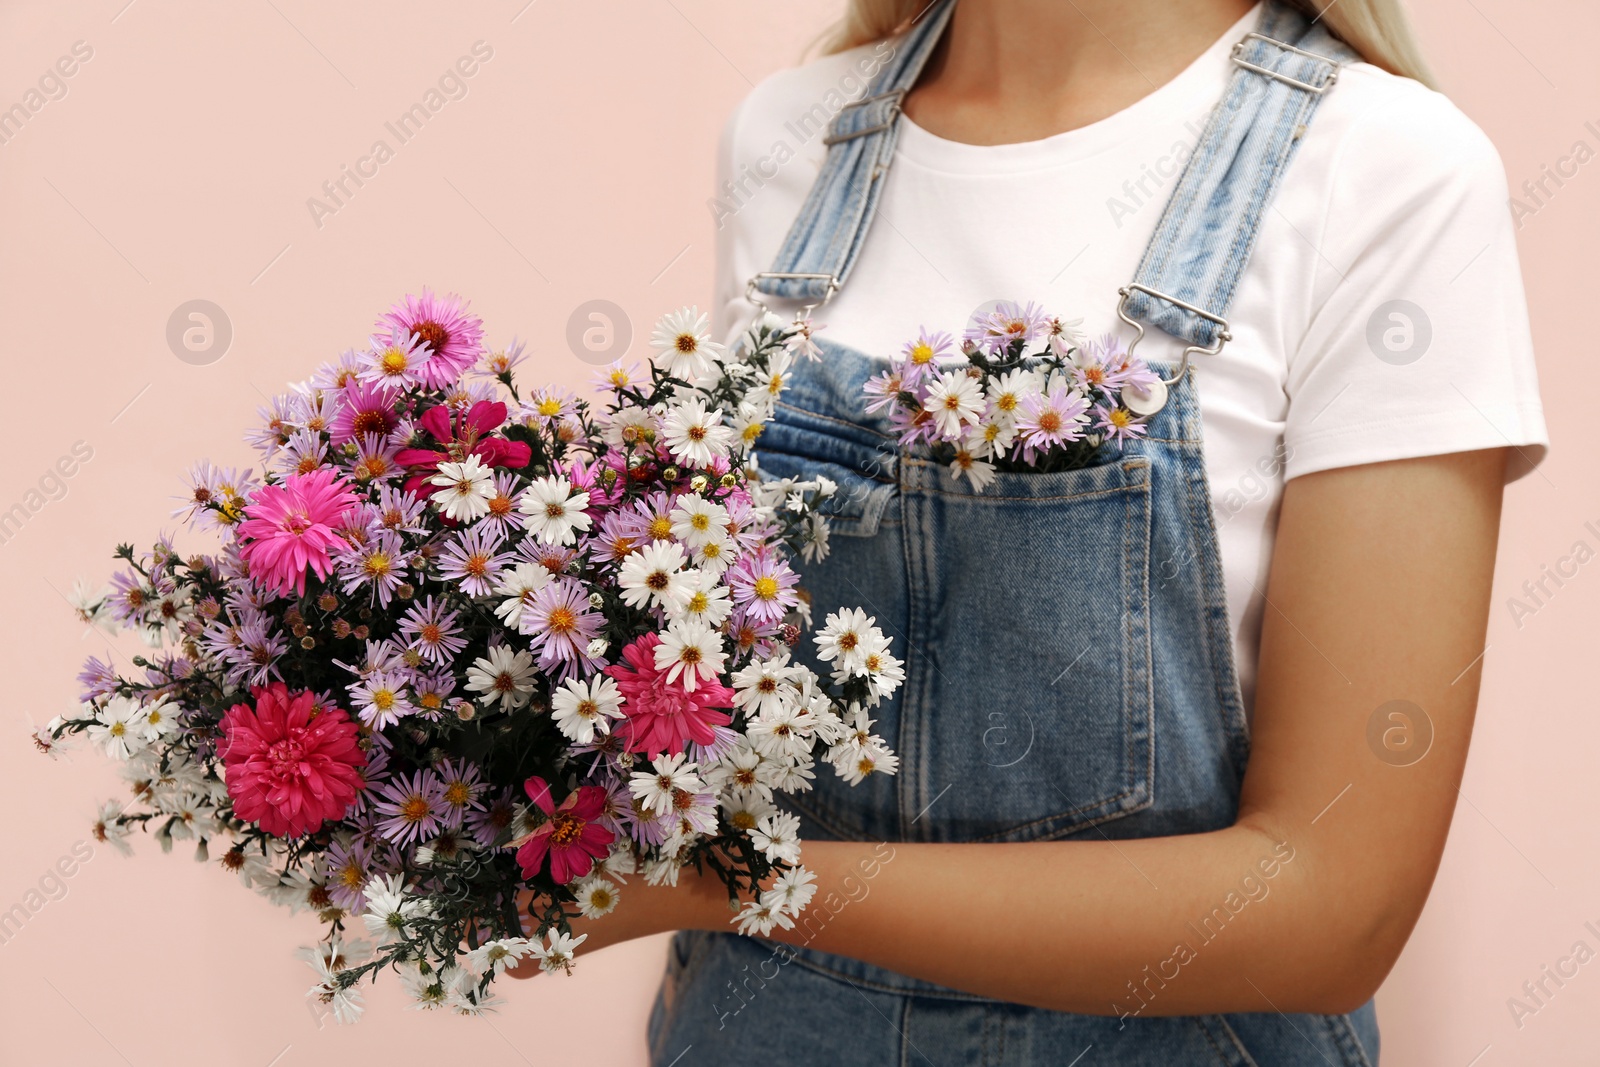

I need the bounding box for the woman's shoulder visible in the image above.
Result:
[724,41,901,161]
[1315,61,1509,201]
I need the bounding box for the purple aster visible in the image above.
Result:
[897,328,954,388]
[411,670,456,720]
[323,838,375,912]
[374,482,428,536]
[338,529,407,608]
[521,576,604,681]
[397,596,466,665]
[1015,381,1090,463]
[466,787,518,848]
[863,367,908,414]
[437,525,513,598]
[329,379,400,447]
[77,655,119,701]
[965,301,1049,355]
[373,770,446,847]
[434,758,487,830]
[105,570,151,627]
[1093,403,1150,449]
[726,548,799,626]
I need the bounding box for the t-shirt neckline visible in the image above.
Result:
[895,3,1261,174]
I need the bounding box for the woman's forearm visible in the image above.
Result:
[673,814,1381,1019]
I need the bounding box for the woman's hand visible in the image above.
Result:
[501,864,731,979]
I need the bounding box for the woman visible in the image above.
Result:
[520,1,1548,1062]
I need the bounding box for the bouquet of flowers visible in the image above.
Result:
[863,300,1160,490]
[36,292,902,1021]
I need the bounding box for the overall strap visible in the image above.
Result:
[753,0,957,305]
[1121,4,1358,351]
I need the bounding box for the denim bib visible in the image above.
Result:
[651,4,1381,1063]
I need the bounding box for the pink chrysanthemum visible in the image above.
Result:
[606,633,734,758]
[514,776,616,885]
[377,289,485,390]
[237,468,358,597]
[219,682,367,838]
[235,470,358,598]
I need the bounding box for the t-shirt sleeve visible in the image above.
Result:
[1282,82,1548,483]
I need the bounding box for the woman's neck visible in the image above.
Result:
[902,0,1257,145]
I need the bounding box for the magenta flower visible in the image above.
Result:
[237,469,358,597]
[606,634,734,758]
[328,380,400,447]
[219,683,367,838]
[377,289,485,390]
[515,776,616,884]
[395,400,532,496]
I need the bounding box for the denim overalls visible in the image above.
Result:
[649,3,1381,1063]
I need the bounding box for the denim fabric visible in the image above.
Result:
[656,1,1378,1061]
[647,346,1380,1065]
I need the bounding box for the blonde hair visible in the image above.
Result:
[823,0,1435,89]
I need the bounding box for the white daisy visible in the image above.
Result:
[137,695,180,742]
[734,899,795,937]
[690,535,737,579]
[629,753,703,818]
[550,675,624,744]
[762,866,818,916]
[830,740,900,785]
[653,618,726,691]
[748,703,815,761]
[750,811,802,864]
[465,937,532,977]
[67,578,117,634]
[532,929,588,974]
[617,540,691,610]
[90,799,134,856]
[464,645,537,710]
[949,447,997,491]
[492,562,552,629]
[669,496,730,550]
[667,570,733,628]
[662,398,734,468]
[572,874,621,919]
[925,369,986,440]
[814,607,881,676]
[729,651,801,719]
[718,787,778,832]
[517,476,592,545]
[361,874,426,944]
[650,306,724,382]
[87,696,148,760]
[429,455,496,523]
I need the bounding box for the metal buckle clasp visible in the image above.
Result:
[1230,32,1340,94]
[1115,283,1231,391]
[744,272,841,326]
[822,88,909,146]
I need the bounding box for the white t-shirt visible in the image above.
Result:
[710,5,1548,711]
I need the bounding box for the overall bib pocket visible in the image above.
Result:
[897,453,1156,842]
[755,407,1156,844]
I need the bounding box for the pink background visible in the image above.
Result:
[0,1,1593,1063]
